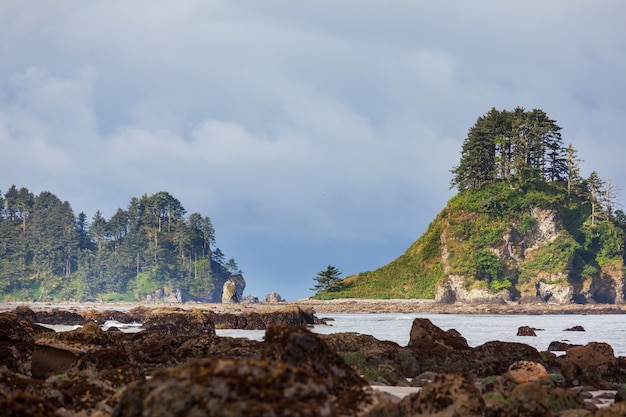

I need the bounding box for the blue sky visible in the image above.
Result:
[1,1,625,301]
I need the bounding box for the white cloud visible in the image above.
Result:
[1,1,625,299]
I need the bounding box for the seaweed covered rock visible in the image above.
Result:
[210,304,316,330]
[142,308,215,337]
[14,306,88,326]
[407,318,469,356]
[402,373,485,416]
[0,313,54,375]
[113,357,333,417]
[262,325,370,415]
[566,342,616,371]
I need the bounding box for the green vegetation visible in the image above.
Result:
[310,265,343,295]
[315,107,626,301]
[0,187,242,302]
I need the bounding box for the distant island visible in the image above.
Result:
[314,107,626,304]
[0,189,244,302]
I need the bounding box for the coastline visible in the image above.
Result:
[3,298,626,315]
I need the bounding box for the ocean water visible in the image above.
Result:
[216,313,626,356]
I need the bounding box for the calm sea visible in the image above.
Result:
[216,313,626,356]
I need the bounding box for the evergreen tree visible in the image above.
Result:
[565,144,584,200]
[451,107,566,191]
[310,265,342,294]
[588,171,605,226]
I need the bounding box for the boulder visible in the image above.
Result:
[517,325,538,336]
[31,322,126,379]
[0,312,53,375]
[262,324,369,414]
[508,361,550,383]
[564,325,586,332]
[468,341,544,377]
[548,341,581,352]
[263,291,284,303]
[240,294,259,304]
[113,357,332,417]
[407,318,469,355]
[401,373,485,416]
[566,342,616,371]
[16,307,88,326]
[142,308,215,337]
[115,325,368,417]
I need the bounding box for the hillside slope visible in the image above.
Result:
[316,181,626,304]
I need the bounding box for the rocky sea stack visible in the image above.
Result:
[315,108,626,305]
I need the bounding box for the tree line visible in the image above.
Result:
[0,186,241,301]
[451,107,622,224]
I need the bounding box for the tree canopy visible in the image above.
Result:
[310,265,342,294]
[451,107,567,190]
[0,187,241,302]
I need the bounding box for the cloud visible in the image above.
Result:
[1,1,625,299]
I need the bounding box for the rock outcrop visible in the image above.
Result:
[3,305,626,416]
[222,279,239,303]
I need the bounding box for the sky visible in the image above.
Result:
[1,1,625,301]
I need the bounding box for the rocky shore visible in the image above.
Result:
[6,298,626,315]
[2,302,626,416]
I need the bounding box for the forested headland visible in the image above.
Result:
[315,107,626,303]
[0,188,242,302]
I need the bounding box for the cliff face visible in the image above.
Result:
[436,206,626,305]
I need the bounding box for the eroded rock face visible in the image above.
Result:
[222,279,238,303]
[538,280,573,304]
[435,275,510,304]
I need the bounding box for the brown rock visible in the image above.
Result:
[262,325,369,414]
[142,308,215,337]
[564,325,586,332]
[210,304,316,330]
[0,390,60,417]
[113,357,334,417]
[81,309,135,324]
[593,401,626,416]
[548,341,581,352]
[407,318,469,355]
[508,361,550,383]
[468,341,544,377]
[517,325,538,336]
[566,342,616,371]
[402,373,485,416]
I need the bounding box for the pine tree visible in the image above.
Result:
[310,265,342,294]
